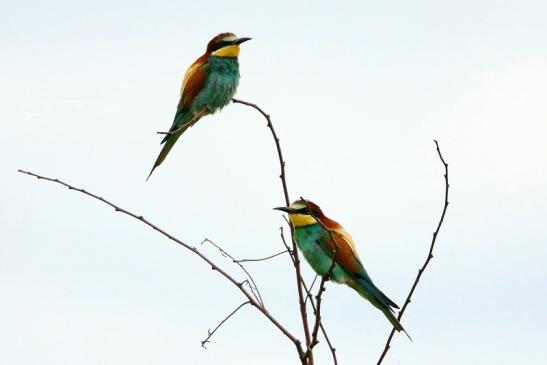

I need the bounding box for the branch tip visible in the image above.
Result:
[377,140,450,364]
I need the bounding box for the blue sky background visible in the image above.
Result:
[1,1,546,364]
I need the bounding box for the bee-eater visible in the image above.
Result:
[274,200,410,337]
[147,32,251,180]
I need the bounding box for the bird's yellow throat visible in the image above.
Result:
[211,45,240,58]
[289,214,318,227]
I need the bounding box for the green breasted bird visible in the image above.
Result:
[274,199,411,339]
[147,32,251,180]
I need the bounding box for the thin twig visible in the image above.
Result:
[304,275,318,305]
[279,225,293,256]
[318,315,338,365]
[157,108,208,135]
[202,238,264,307]
[232,99,290,206]
[233,98,314,364]
[280,225,338,365]
[279,225,316,306]
[305,252,337,358]
[235,250,287,263]
[297,198,339,361]
[18,169,306,363]
[376,140,450,364]
[201,301,251,349]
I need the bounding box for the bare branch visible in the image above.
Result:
[304,275,318,305]
[376,140,450,364]
[235,250,288,263]
[233,98,314,364]
[279,225,293,256]
[305,250,337,358]
[280,225,338,365]
[282,198,338,362]
[17,169,306,362]
[201,301,251,349]
[202,238,264,307]
[297,197,339,361]
[232,99,290,206]
[157,108,208,136]
[319,317,338,365]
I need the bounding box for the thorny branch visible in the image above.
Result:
[233,98,314,364]
[201,301,251,349]
[376,140,450,364]
[17,169,307,364]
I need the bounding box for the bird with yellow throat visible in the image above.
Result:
[147,32,251,180]
[275,199,411,339]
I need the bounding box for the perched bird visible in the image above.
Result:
[274,199,410,338]
[147,32,251,180]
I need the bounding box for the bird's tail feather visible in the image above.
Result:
[147,110,197,181]
[160,109,186,145]
[374,284,400,309]
[381,307,412,341]
[146,133,181,180]
[354,278,411,340]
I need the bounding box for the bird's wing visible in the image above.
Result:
[177,54,210,110]
[320,226,400,309]
[319,226,369,278]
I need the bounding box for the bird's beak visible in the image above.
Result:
[234,37,252,45]
[273,206,294,214]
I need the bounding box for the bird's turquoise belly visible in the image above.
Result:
[294,225,350,283]
[192,57,240,113]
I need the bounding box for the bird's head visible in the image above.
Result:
[273,199,325,227]
[206,32,251,58]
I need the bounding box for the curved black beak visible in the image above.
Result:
[273,206,294,214]
[234,37,252,45]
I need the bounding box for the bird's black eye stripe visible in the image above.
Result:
[296,207,310,215]
[211,40,233,52]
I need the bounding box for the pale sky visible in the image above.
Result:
[1,1,546,364]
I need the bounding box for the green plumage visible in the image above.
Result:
[148,56,240,179]
[294,223,408,335]
[191,56,240,113]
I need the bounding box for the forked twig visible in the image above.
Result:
[233,98,314,364]
[279,225,338,364]
[201,301,251,348]
[304,275,319,305]
[17,169,307,364]
[202,238,264,307]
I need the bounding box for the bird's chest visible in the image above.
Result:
[200,57,240,111]
[294,226,332,276]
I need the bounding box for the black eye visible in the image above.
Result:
[297,207,310,215]
[211,40,231,52]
